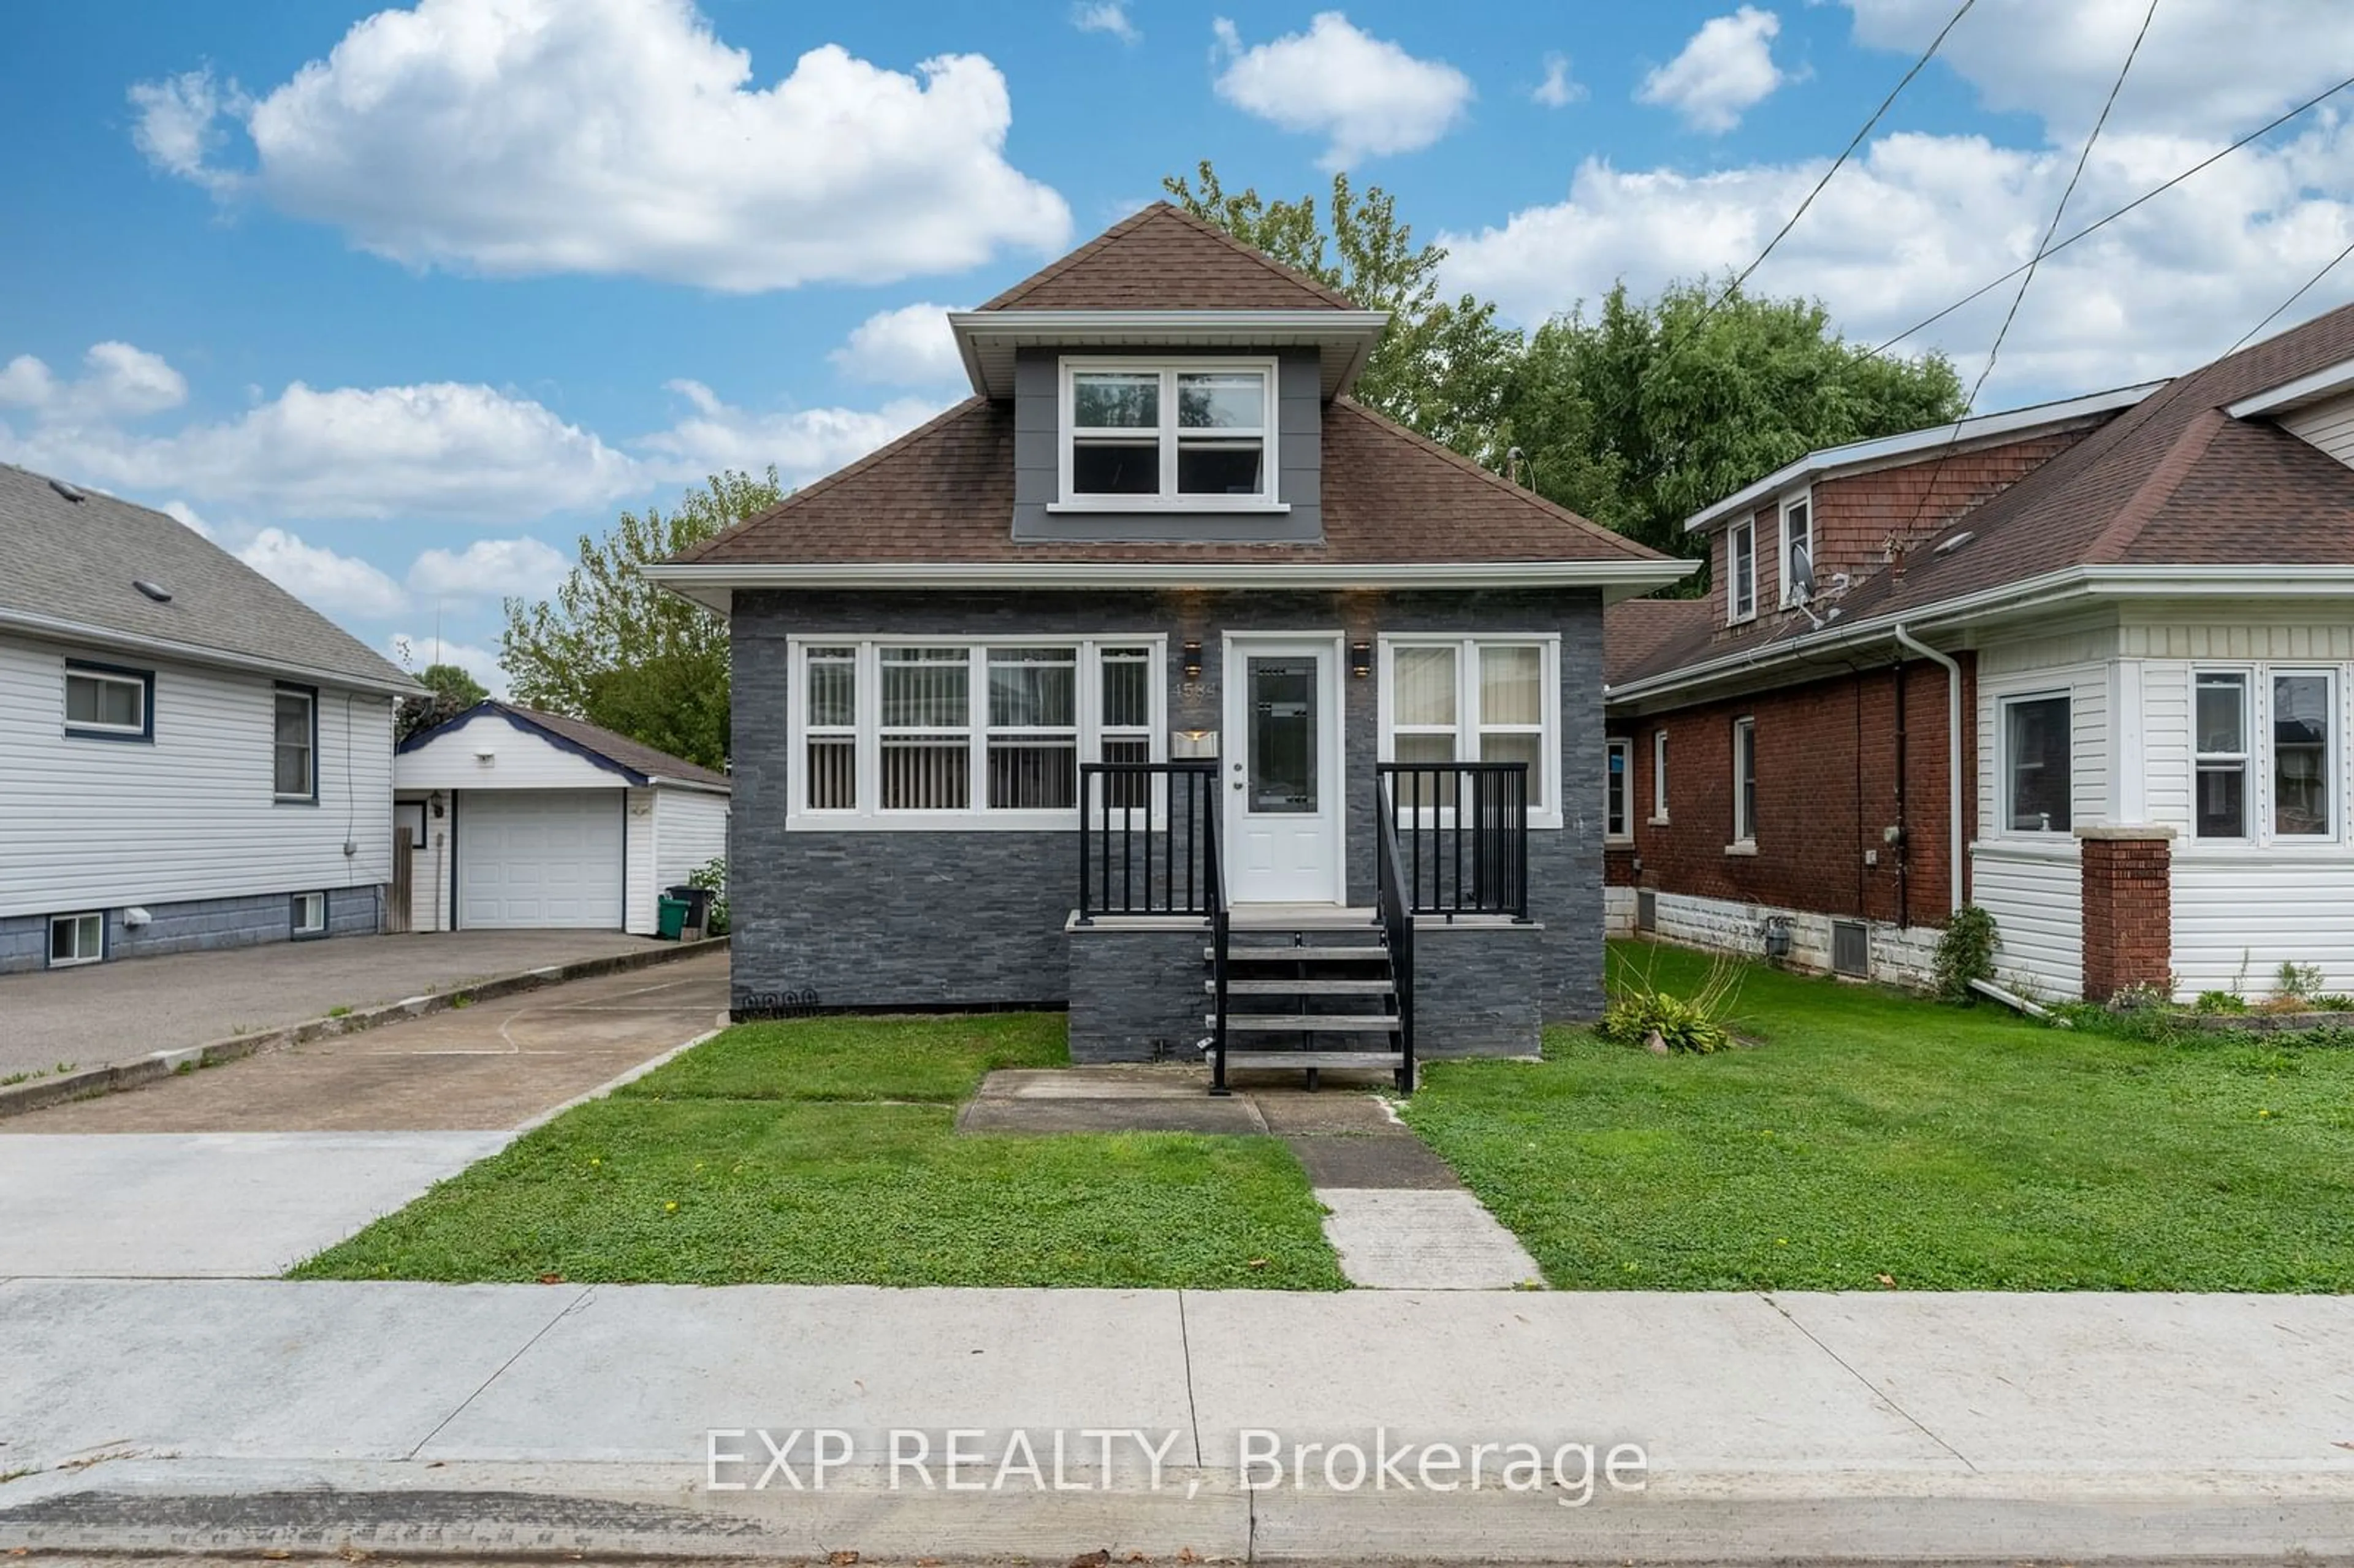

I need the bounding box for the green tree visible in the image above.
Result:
[1500,280,1967,564]
[394,659,489,741]
[500,467,782,771]
[1162,161,1523,462]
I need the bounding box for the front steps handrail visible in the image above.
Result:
[1376,772,1418,1094]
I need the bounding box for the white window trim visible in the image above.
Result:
[1605,737,1632,843]
[48,910,104,968]
[292,890,329,937]
[1727,519,1758,624]
[1995,689,2074,839]
[785,636,1168,831]
[1650,729,1670,824]
[63,665,149,737]
[273,687,318,802]
[1778,490,1813,608]
[2190,663,2342,848]
[2267,665,2339,843]
[1051,356,1287,512]
[1374,634,1563,831]
[2191,667,2253,844]
[1729,715,1757,851]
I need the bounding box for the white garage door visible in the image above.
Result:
[457,790,626,929]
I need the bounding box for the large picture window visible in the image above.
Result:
[2001,693,2072,833]
[1061,359,1277,506]
[1377,636,1560,826]
[791,639,1164,826]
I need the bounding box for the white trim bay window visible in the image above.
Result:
[1377,636,1561,827]
[2000,692,2072,834]
[1058,359,1278,508]
[791,639,1165,827]
[2195,666,2336,842]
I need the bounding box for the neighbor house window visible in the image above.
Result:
[48,911,103,968]
[1727,520,1757,622]
[2272,670,2334,837]
[1377,636,1560,824]
[64,661,152,740]
[1605,739,1631,842]
[1731,717,1757,845]
[274,685,317,801]
[1651,729,1670,823]
[1780,494,1813,606]
[790,640,1164,824]
[2193,671,2249,839]
[291,891,328,938]
[2002,693,2072,832]
[1061,360,1276,506]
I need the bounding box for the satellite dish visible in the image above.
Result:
[1787,542,1816,603]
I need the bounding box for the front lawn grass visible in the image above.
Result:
[1400,941,2354,1292]
[296,1013,1343,1290]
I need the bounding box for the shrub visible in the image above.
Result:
[1598,950,1743,1055]
[688,856,730,936]
[2193,990,2248,1014]
[1933,905,1998,1004]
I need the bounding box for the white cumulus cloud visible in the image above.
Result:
[238,528,409,620]
[160,500,213,539]
[1637,7,1792,133]
[642,381,944,485]
[1211,12,1473,169]
[0,341,187,421]
[1071,2,1138,43]
[830,303,967,388]
[126,0,1072,292]
[408,536,571,602]
[1533,53,1586,110]
[387,633,508,696]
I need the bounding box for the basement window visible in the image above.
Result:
[1059,359,1279,508]
[292,891,328,939]
[48,911,104,968]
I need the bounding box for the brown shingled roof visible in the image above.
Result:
[672,395,1664,569]
[1604,598,1715,686]
[1613,301,2354,691]
[978,202,1362,313]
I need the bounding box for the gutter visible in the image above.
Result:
[0,607,424,699]
[1892,624,1964,916]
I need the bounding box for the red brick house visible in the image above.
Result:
[1605,302,2354,1002]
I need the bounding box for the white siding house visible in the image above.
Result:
[395,702,729,936]
[0,464,420,973]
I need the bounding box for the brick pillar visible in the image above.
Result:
[2077,827,2174,1002]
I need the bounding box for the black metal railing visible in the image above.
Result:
[1076,760,1220,921]
[1375,761,1531,920]
[1374,772,1418,1094]
[1207,794,1232,1098]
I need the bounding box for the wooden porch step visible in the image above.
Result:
[1214,978,1393,995]
[1213,1014,1401,1033]
[1219,1049,1403,1070]
[1206,945,1388,963]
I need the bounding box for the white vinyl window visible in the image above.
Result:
[2197,666,2337,842]
[2000,693,2073,834]
[2272,669,2334,838]
[1727,520,1757,623]
[790,639,1165,827]
[292,891,328,938]
[1651,729,1669,823]
[1059,359,1278,507]
[1377,636,1560,826]
[1731,717,1757,846]
[1606,739,1631,842]
[274,685,317,802]
[2193,671,2249,839]
[48,911,103,968]
[64,663,151,739]
[1780,493,1813,606]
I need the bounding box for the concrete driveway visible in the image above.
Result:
[0,951,728,1276]
[0,930,669,1081]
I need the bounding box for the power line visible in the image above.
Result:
[1871,70,2354,359]
[2226,233,2354,357]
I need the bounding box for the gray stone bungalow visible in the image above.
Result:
[644,204,1686,1084]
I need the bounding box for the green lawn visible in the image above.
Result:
[295,1013,1344,1290]
[1400,941,2354,1292]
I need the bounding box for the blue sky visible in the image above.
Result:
[4,0,2350,690]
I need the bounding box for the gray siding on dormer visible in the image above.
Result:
[1010,346,1322,542]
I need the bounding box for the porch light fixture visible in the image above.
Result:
[1181,641,1203,681]
[1350,641,1373,679]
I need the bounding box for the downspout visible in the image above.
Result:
[1892,625,1964,915]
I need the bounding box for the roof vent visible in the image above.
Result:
[49,478,85,503]
[1933,530,1976,556]
[134,579,173,603]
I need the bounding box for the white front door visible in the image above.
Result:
[1223,635,1345,904]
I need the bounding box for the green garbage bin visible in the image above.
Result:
[656,896,690,941]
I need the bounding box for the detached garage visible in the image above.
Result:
[394,702,729,934]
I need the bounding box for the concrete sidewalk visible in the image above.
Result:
[2,1281,2350,1562]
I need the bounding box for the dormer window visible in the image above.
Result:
[1058,358,1278,509]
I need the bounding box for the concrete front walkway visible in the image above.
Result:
[0,929,671,1081]
[1,1282,2349,1562]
